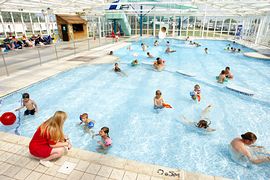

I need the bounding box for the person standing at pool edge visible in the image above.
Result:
[29,111,72,167]
[230,132,270,164]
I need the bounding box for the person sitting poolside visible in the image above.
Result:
[181,105,216,132]
[147,52,154,58]
[185,36,190,41]
[230,132,270,165]
[109,51,113,55]
[131,59,139,66]
[217,70,226,83]
[225,66,233,79]
[153,57,165,71]
[165,47,176,53]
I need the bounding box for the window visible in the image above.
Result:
[73,24,83,32]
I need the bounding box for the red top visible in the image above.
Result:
[29,127,56,158]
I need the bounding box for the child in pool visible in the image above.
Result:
[154,90,164,109]
[113,63,127,76]
[190,84,201,102]
[204,48,208,54]
[165,47,176,53]
[181,105,216,132]
[217,70,226,83]
[79,113,95,128]
[131,59,139,66]
[147,52,154,58]
[97,127,112,149]
[15,93,38,115]
[141,43,147,51]
[225,66,234,79]
[154,40,159,46]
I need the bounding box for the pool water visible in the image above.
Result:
[1,38,270,180]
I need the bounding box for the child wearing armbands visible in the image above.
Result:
[190,84,201,102]
[79,113,95,129]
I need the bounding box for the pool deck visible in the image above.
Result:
[0,131,229,180]
[0,36,248,180]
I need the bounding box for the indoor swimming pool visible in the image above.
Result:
[0,38,269,180]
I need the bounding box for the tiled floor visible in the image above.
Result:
[0,36,233,180]
[0,132,230,180]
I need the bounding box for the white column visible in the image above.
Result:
[255,16,266,44]
[220,19,224,38]
[193,17,196,37]
[172,15,176,37]
[10,12,17,37]
[37,16,42,34]
[206,17,210,37]
[29,13,34,34]
[45,14,50,35]
[202,5,207,38]
[180,16,182,36]
[98,16,101,39]
[0,12,6,36]
[227,18,232,35]
[147,16,149,35]
[20,12,26,35]
[153,15,156,36]
[213,17,217,37]
[186,16,189,37]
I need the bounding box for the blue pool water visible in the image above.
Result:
[1,38,270,180]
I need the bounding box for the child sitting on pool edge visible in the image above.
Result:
[190,84,201,102]
[97,127,112,149]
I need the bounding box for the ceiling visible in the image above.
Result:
[0,0,269,17]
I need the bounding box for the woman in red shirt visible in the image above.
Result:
[29,111,72,167]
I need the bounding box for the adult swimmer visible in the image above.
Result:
[230,132,270,165]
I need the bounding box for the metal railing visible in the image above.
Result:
[0,37,125,77]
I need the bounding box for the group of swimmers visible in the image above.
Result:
[217,66,234,83]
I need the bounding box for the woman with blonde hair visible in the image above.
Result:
[29,111,71,167]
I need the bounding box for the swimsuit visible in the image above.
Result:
[24,108,35,115]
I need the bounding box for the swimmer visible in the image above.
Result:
[166,41,170,47]
[154,40,159,46]
[109,51,113,55]
[237,48,241,53]
[190,84,201,102]
[165,47,176,53]
[113,63,127,76]
[79,113,95,128]
[153,57,165,71]
[15,93,38,115]
[141,43,147,51]
[147,52,154,58]
[224,66,233,79]
[204,48,208,54]
[131,59,139,66]
[97,127,112,149]
[181,105,215,132]
[154,90,164,109]
[230,132,270,164]
[189,41,193,45]
[217,70,226,83]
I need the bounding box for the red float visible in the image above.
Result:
[0,112,16,125]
